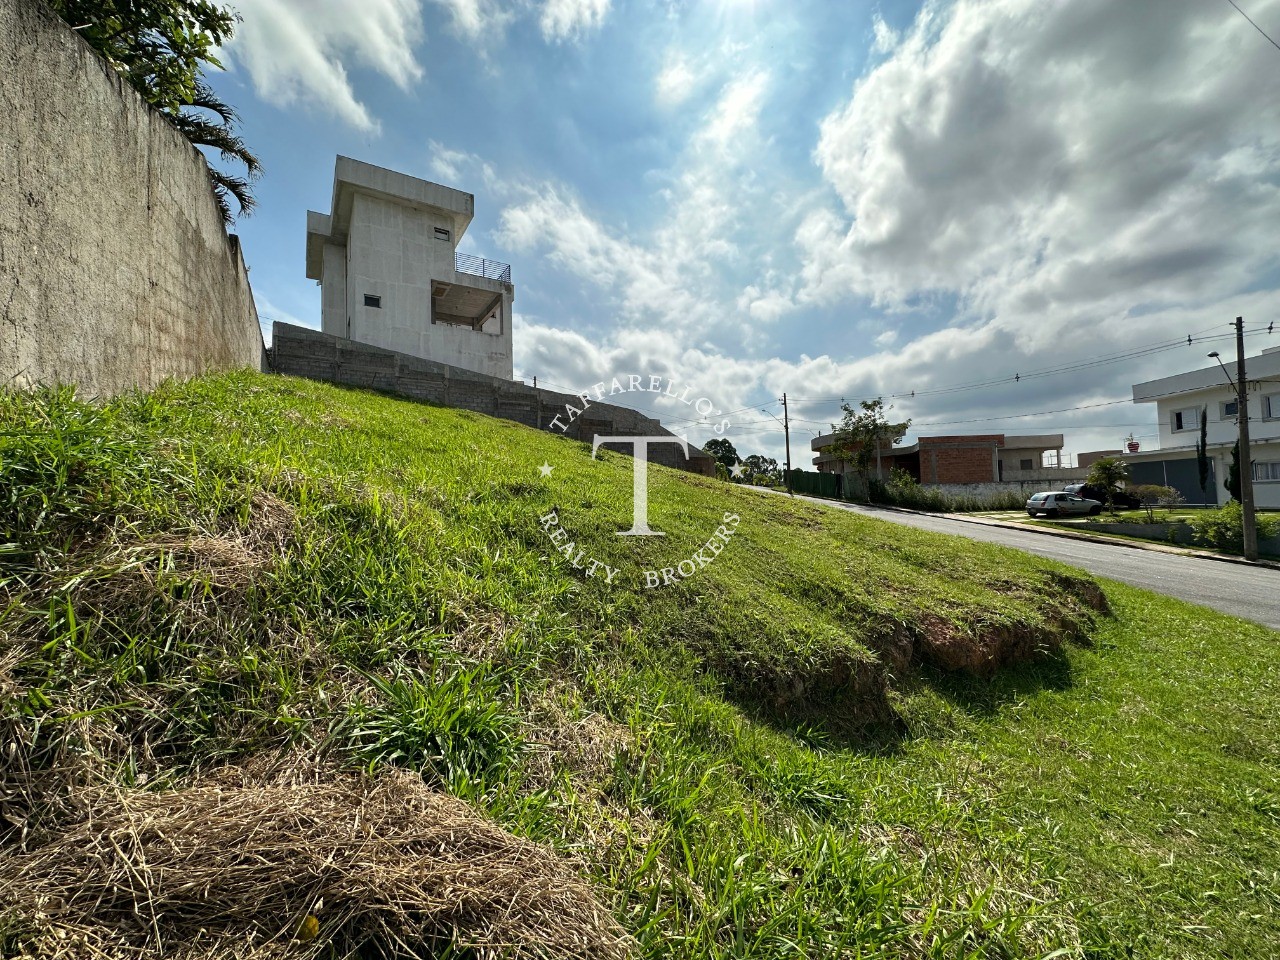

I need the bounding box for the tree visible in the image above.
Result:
[48,0,258,223]
[703,438,739,474]
[1128,483,1183,522]
[831,400,911,482]
[741,454,782,486]
[1225,439,1242,503]
[1085,456,1129,514]
[1196,408,1210,503]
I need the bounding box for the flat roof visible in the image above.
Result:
[810,431,1064,452]
[306,156,476,279]
[1132,346,1280,403]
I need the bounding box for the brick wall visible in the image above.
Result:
[269,322,715,476]
[920,436,1001,484]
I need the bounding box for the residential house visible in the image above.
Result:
[811,432,1087,493]
[306,157,515,380]
[1125,346,1280,507]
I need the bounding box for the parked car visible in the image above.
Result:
[1063,483,1142,509]
[1026,491,1103,517]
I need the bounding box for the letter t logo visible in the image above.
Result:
[591,435,689,535]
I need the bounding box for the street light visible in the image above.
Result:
[1207,351,1235,389]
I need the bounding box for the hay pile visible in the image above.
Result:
[0,769,635,960]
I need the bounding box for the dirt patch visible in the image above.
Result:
[0,766,634,960]
[747,648,901,737]
[913,575,1108,675]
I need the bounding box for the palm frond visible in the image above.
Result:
[185,79,237,124]
[174,114,261,176]
[207,168,256,225]
[173,80,260,224]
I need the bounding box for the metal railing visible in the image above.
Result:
[455,252,511,284]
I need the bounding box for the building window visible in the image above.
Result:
[434,227,450,241]
[1171,406,1200,432]
[1265,394,1280,420]
[1254,461,1280,482]
[363,294,381,308]
[1220,399,1238,419]
[1019,458,1034,470]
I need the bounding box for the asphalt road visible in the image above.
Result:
[789,494,1280,630]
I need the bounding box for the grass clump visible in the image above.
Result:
[868,475,1028,512]
[1,372,1277,958]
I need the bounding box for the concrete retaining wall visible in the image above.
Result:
[0,0,262,397]
[1081,519,1280,555]
[1084,521,1196,544]
[269,322,716,476]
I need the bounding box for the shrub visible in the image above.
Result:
[1186,502,1280,553]
[1127,484,1184,521]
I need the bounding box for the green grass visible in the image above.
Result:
[2,371,1278,958]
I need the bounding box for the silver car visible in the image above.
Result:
[1025,491,1103,518]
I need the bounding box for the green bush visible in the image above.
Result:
[1186,502,1280,553]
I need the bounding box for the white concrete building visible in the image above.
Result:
[305,157,514,379]
[1127,346,1280,508]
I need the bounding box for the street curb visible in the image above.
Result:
[769,489,1280,571]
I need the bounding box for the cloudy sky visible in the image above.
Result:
[210,0,1280,466]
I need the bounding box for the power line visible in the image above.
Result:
[1225,0,1280,52]
[787,326,1261,405]
[519,324,1277,443]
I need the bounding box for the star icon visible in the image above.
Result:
[729,461,746,479]
[538,462,554,477]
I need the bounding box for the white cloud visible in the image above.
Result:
[432,0,513,41]
[426,140,498,191]
[540,0,611,41]
[427,141,468,182]
[655,54,698,107]
[227,0,424,132]
[701,69,768,148]
[490,0,1280,467]
[652,40,750,108]
[802,0,1280,319]
[871,14,899,53]
[497,67,786,336]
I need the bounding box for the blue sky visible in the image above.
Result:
[210,0,1280,466]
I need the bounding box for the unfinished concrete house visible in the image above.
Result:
[305,157,514,379]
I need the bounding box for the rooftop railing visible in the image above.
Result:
[455,252,512,284]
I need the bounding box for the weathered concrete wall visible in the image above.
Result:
[269,322,716,476]
[0,0,262,397]
[926,480,1083,498]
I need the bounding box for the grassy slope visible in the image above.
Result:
[2,371,1277,958]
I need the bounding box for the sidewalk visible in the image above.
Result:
[776,489,1280,571]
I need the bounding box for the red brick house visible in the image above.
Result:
[811,432,1073,485]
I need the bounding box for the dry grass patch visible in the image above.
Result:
[0,765,634,960]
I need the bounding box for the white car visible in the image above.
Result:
[1025,491,1103,518]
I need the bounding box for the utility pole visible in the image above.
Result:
[1236,317,1259,560]
[781,393,793,494]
